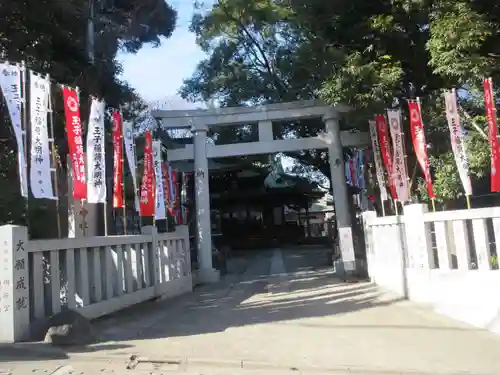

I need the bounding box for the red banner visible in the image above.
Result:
[375,115,398,200]
[408,101,435,199]
[62,87,87,200]
[162,163,175,216]
[172,169,180,223]
[162,163,171,206]
[140,131,155,216]
[484,78,500,192]
[112,111,124,208]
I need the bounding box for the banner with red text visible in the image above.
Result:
[387,109,409,202]
[483,78,500,192]
[152,140,166,220]
[112,111,124,208]
[172,168,180,223]
[181,172,189,224]
[375,115,398,200]
[408,101,434,199]
[162,163,171,211]
[63,87,86,200]
[444,89,472,196]
[140,131,155,216]
[368,120,388,201]
[122,120,139,211]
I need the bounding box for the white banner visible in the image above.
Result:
[0,63,28,197]
[444,89,472,195]
[86,98,107,203]
[369,120,388,201]
[123,120,139,211]
[152,140,166,220]
[29,71,55,199]
[387,109,409,202]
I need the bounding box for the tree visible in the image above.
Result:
[0,0,178,229]
[181,0,500,205]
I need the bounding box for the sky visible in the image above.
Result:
[116,0,308,176]
[117,0,208,105]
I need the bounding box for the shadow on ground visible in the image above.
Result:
[0,342,133,362]
[85,247,408,345]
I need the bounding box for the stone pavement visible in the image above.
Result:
[2,246,500,374]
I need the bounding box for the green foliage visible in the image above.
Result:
[0,0,177,229]
[181,0,500,204]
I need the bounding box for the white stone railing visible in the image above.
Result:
[0,225,192,342]
[363,204,500,333]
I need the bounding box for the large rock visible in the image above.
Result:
[43,309,96,346]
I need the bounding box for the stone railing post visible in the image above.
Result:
[403,204,434,269]
[0,225,30,342]
[142,225,160,291]
[175,225,191,277]
[361,211,377,279]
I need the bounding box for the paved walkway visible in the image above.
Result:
[2,247,500,374]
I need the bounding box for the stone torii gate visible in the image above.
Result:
[151,100,369,284]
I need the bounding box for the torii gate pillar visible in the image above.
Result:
[324,109,356,274]
[193,124,220,284]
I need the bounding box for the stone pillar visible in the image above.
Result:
[403,204,434,269]
[0,225,30,342]
[192,125,219,284]
[67,154,98,238]
[324,109,356,274]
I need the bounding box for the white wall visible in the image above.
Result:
[364,205,500,334]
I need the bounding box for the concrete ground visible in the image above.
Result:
[2,246,500,375]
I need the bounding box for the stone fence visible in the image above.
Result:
[363,204,500,333]
[0,225,191,342]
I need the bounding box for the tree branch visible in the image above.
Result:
[219,4,289,96]
[458,105,488,140]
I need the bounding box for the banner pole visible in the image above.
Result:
[398,107,411,202]
[20,61,30,230]
[103,198,109,236]
[133,138,142,231]
[431,198,436,212]
[102,102,108,237]
[75,87,88,236]
[466,195,471,209]
[46,74,62,238]
[120,109,127,234]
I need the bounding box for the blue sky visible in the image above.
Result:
[118,0,207,103]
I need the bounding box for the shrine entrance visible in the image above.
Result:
[151,100,369,283]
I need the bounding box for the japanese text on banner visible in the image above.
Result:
[123,121,139,211]
[483,78,500,192]
[368,120,388,201]
[140,131,155,217]
[444,89,472,196]
[112,111,124,208]
[387,109,409,202]
[29,71,55,199]
[0,63,28,198]
[408,101,434,199]
[152,140,166,220]
[62,87,87,200]
[86,98,107,203]
[172,169,180,223]
[162,163,172,214]
[375,115,398,200]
